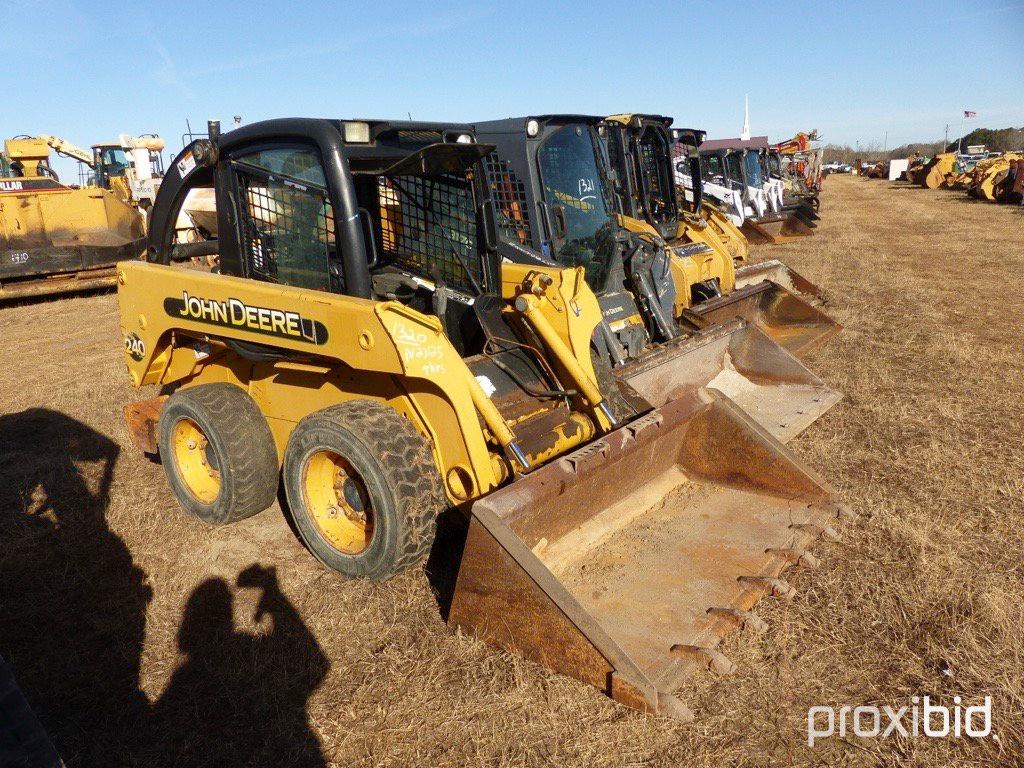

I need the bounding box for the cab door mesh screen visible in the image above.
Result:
[377,174,481,293]
[232,160,334,291]
[481,154,533,245]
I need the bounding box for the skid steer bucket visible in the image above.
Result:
[448,388,846,720]
[734,258,826,304]
[690,285,841,360]
[741,214,815,244]
[615,320,841,443]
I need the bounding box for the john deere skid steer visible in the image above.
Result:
[472,115,838,360]
[118,118,846,720]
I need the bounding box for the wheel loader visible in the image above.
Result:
[119,118,847,720]
[913,152,959,189]
[471,115,838,360]
[1,136,146,301]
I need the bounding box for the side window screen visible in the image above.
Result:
[482,154,532,246]
[727,154,744,187]
[231,146,335,291]
[377,173,482,293]
[635,127,674,225]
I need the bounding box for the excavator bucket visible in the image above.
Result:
[614,320,841,443]
[690,283,842,359]
[448,387,847,720]
[741,214,815,244]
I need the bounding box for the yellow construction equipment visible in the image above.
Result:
[472,115,837,359]
[119,118,845,720]
[914,152,958,189]
[702,201,750,262]
[1,136,146,300]
[968,153,1023,201]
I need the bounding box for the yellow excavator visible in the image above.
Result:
[119,118,846,720]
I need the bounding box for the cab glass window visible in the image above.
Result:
[231,145,336,292]
[100,147,131,177]
[537,124,615,286]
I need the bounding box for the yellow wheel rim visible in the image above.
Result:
[171,418,221,504]
[302,450,374,554]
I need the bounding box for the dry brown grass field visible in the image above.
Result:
[2,175,1022,767]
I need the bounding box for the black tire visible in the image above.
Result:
[158,383,279,525]
[283,400,446,581]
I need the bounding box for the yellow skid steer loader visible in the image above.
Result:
[119,118,845,720]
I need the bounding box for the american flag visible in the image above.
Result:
[964,110,977,118]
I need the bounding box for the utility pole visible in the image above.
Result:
[883,131,888,153]
[944,124,950,150]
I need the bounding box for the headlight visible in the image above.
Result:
[343,121,370,143]
[526,119,540,138]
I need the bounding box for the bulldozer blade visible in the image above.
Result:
[615,320,841,443]
[734,258,826,304]
[0,267,118,303]
[448,388,845,720]
[690,282,842,360]
[741,214,815,244]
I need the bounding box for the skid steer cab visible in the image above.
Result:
[119,118,846,720]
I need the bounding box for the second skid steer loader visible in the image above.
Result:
[471,115,838,360]
[602,115,835,339]
[118,118,846,721]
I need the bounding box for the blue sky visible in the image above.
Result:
[3,0,1022,178]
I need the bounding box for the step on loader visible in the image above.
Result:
[119,118,845,720]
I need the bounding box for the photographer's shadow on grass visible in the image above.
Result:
[0,408,329,767]
[148,564,330,768]
[0,408,148,765]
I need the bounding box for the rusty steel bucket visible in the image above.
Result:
[448,388,847,720]
[690,284,841,360]
[733,258,825,305]
[613,320,841,443]
[741,213,815,244]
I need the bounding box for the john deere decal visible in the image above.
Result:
[164,291,329,344]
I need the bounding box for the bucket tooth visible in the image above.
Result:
[790,522,841,542]
[765,547,820,568]
[828,503,857,522]
[669,645,736,676]
[738,576,796,600]
[707,607,769,634]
